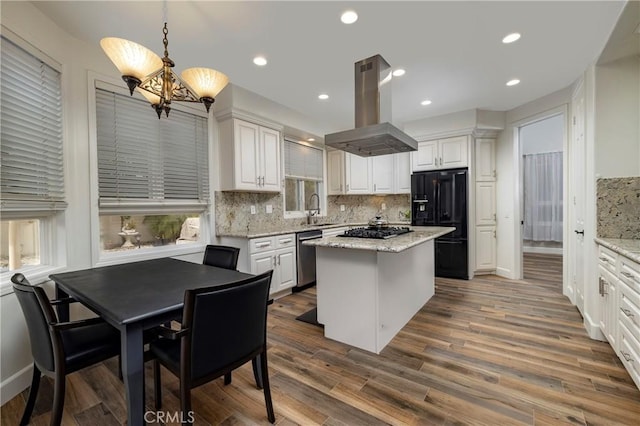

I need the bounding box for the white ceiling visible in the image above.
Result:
[32,1,628,135]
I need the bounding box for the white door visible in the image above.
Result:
[440,136,468,168]
[235,120,260,190]
[476,182,496,226]
[260,127,281,191]
[571,82,586,312]
[394,152,411,193]
[274,247,296,292]
[475,226,496,270]
[475,138,496,181]
[327,150,345,194]
[371,155,394,193]
[251,251,275,276]
[345,153,372,193]
[412,140,438,171]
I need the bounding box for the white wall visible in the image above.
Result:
[595,55,640,177]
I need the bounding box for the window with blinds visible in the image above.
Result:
[0,36,65,216]
[95,88,209,213]
[284,140,324,214]
[1,35,64,274]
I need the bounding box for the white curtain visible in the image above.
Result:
[523,152,563,242]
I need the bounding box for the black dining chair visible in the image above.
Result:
[150,270,276,423]
[202,244,240,270]
[11,273,121,426]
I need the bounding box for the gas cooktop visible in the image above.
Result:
[338,226,413,239]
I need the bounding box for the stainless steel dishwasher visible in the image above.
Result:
[295,229,323,291]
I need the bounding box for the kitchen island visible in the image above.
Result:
[303,226,455,353]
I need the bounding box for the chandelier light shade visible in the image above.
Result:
[100,23,229,119]
[181,68,229,112]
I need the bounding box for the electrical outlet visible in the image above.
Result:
[266,204,273,214]
[340,204,345,212]
[381,203,386,210]
[250,205,256,215]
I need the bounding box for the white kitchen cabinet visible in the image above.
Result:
[327,150,345,195]
[371,155,394,194]
[345,153,372,194]
[475,138,496,181]
[328,150,410,194]
[412,136,468,171]
[475,226,496,270]
[476,182,496,226]
[595,241,640,390]
[219,118,281,192]
[248,233,296,294]
[598,264,618,350]
[394,152,411,194]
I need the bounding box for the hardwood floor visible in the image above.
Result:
[3,256,639,425]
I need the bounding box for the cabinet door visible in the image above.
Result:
[371,155,394,193]
[345,153,372,193]
[476,182,496,225]
[250,251,275,276]
[234,120,261,190]
[273,247,296,293]
[440,136,468,168]
[475,138,496,181]
[260,126,281,192]
[394,152,411,194]
[327,150,345,194]
[599,266,618,350]
[475,226,496,270]
[412,140,438,171]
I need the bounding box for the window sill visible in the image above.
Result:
[0,265,66,297]
[96,242,207,268]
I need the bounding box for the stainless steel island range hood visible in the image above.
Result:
[325,54,418,157]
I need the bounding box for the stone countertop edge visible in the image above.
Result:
[302,226,456,253]
[217,222,411,239]
[594,237,640,264]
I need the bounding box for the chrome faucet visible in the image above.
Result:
[307,193,321,224]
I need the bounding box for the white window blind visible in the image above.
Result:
[284,140,323,181]
[96,88,209,213]
[0,36,66,215]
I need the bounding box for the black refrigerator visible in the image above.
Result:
[411,168,468,279]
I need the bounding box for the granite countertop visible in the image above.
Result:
[302,226,456,253]
[594,238,640,263]
[218,222,411,239]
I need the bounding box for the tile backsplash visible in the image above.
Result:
[215,191,411,235]
[596,177,640,239]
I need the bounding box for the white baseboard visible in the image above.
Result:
[495,266,515,279]
[523,246,563,255]
[0,363,32,405]
[583,312,605,341]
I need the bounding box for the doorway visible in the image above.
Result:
[518,114,565,282]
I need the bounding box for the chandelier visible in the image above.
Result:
[100,20,228,119]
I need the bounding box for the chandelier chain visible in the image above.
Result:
[162,23,169,58]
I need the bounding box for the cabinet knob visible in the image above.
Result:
[621,351,634,363]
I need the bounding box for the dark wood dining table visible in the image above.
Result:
[50,257,253,426]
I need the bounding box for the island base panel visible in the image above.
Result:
[316,241,435,353]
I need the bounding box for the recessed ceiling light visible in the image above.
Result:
[392,69,406,77]
[506,79,520,86]
[421,100,432,106]
[341,10,358,24]
[318,94,329,100]
[502,33,521,44]
[307,138,315,142]
[253,56,267,66]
